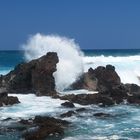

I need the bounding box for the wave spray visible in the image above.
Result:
[22,33,84,91]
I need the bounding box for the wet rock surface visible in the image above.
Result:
[60,111,76,118]
[71,65,120,92]
[93,112,112,118]
[70,64,140,105]
[0,88,20,107]
[61,101,75,108]
[0,52,59,96]
[22,116,70,140]
[76,107,86,112]
[0,116,70,140]
[60,93,114,106]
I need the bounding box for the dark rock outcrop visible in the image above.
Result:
[61,101,75,108]
[76,108,86,112]
[0,52,59,96]
[93,112,111,118]
[23,116,69,140]
[0,88,20,107]
[93,65,121,92]
[70,65,135,105]
[71,69,97,91]
[125,83,140,96]
[60,93,114,106]
[71,65,120,92]
[125,84,140,104]
[100,84,128,104]
[60,111,76,118]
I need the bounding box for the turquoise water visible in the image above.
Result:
[0,50,140,140]
[63,104,140,140]
[1,49,140,69]
[0,51,24,75]
[83,49,140,56]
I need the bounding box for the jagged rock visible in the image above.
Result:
[127,96,140,104]
[0,96,20,107]
[23,116,69,140]
[100,84,128,104]
[71,65,120,92]
[71,69,97,91]
[124,84,140,104]
[125,84,140,96]
[93,112,111,118]
[19,119,33,125]
[61,101,75,108]
[2,117,12,121]
[70,65,131,105]
[60,111,76,118]
[90,65,121,92]
[0,88,20,107]
[0,52,59,96]
[76,108,86,112]
[60,93,114,106]
[0,88,8,98]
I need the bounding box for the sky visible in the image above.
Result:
[0,0,140,50]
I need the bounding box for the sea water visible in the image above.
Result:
[0,49,140,140]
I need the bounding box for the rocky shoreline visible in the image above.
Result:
[0,52,140,139]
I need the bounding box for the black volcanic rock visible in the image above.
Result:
[100,84,128,104]
[125,83,140,104]
[60,93,114,106]
[127,96,140,104]
[71,65,121,92]
[71,69,97,91]
[23,116,69,140]
[0,88,8,98]
[60,111,76,118]
[93,112,111,118]
[91,65,121,92]
[125,83,140,96]
[76,108,86,112]
[0,88,20,107]
[0,52,59,96]
[61,101,75,108]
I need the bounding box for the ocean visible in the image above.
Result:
[0,49,140,140]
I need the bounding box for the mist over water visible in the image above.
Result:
[22,33,84,91]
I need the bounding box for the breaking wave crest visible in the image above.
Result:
[22,33,84,91]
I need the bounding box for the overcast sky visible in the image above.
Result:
[0,0,140,50]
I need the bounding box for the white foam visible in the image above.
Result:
[60,89,98,95]
[62,135,120,140]
[22,33,84,91]
[0,68,12,75]
[0,94,65,119]
[0,93,85,120]
[83,55,140,63]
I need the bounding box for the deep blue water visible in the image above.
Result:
[0,51,24,67]
[1,49,140,68]
[83,49,140,56]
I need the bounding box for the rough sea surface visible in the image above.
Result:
[0,49,140,140]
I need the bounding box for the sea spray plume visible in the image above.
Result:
[22,33,84,91]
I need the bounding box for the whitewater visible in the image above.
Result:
[0,34,140,139]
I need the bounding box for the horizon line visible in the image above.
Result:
[0,48,140,51]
